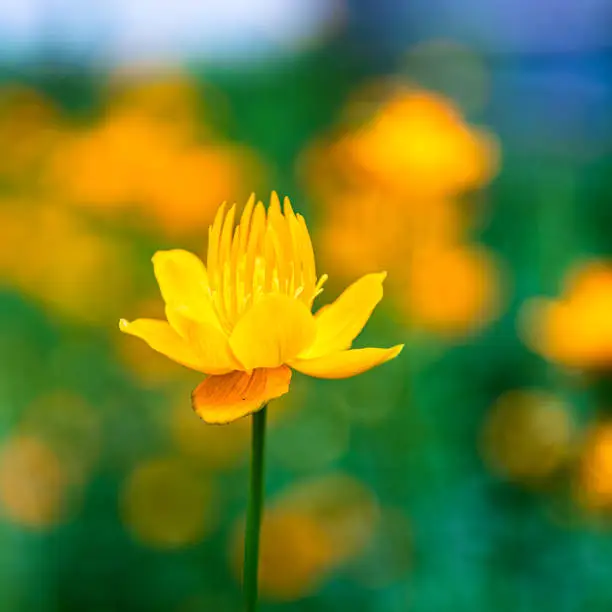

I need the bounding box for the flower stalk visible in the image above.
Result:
[243,404,268,611]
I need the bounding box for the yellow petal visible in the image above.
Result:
[229,295,316,370]
[152,250,220,329]
[207,202,226,287]
[301,272,387,359]
[180,315,243,375]
[290,345,404,379]
[192,366,292,424]
[119,318,204,372]
[239,194,256,252]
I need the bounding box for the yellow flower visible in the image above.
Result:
[403,244,502,337]
[520,261,612,369]
[120,193,403,423]
[578,422,612,510]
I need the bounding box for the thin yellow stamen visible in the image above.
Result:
[205,194,321,331]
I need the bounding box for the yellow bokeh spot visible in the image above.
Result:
[48,112,185,210]
[481,390,574,483]
[578,423,612,511]
[280,474,379,562]
[0,202,131,325]
[231,509,336,602]
[303,81,503,339]
[143,144,262,237]
[0,435,71,529]
[44,74,265,238]
[318,192,467,280]
[521,261,612,369]
[121,457,216,548]
[404,245,502,337]
[106,72,201,136]
[310,83,499,198]
[342,88,498,196]
[230,473,379,601]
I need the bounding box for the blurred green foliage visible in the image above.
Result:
[1,38,612,612]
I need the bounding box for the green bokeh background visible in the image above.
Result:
[1,16,612,612]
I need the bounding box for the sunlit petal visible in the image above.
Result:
[291,345,404,379]
[229,295,316,370]
[301,272,386,359]
[185,324,243,375]
[119,318,204,372]
[165,307,242,375]
[192,366,292,424]
[152,250,220,329]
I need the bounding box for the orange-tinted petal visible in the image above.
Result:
[152,249,220,329]
[229,295,316,370]
[119,318,204,372]
[192,366,292,424]
[301,272,386,359]
[290,345,404,379]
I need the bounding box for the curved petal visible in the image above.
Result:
[119,318,204,372]
[192,366,292,424]
[301,272,387,359]
[152,249,220,329]
[290,345,404,379]
[177,311,243,375]
[229,295,316,370]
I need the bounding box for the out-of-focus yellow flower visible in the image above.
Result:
[305,84,498,199]
[319,191,465,280]
[0,202,131,324]
[120,193,403,424]
[48,113,172,211]
[121,457,216,548]
[277,474,379,562]
[338,89,498,196]
[49,114,257,235]
[46,75,263,238]
[0,435,72,529]
[404,245,502,336]
[521,261,612,370]
[577,422,612,511]
[106,72,201,138]
[303,83,503,339]
[230,474,379,601]
[481,390,575,484]
[143,144,261,236]
[234,509,335,601]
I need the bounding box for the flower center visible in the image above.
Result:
[205,195,327,334]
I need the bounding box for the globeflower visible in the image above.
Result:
[520,261,612,370]
[120,193,403,424]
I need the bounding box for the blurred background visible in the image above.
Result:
[1,1,612,610]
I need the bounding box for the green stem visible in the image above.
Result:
[243,404,268,612]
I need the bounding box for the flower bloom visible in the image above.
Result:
[520,261,612,370]
[120,193,403,423]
